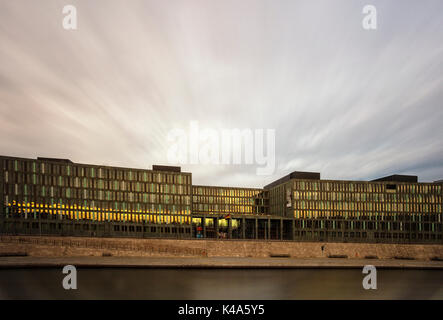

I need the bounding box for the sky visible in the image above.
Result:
[0,0,442,187]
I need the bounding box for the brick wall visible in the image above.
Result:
[1,236,442,260]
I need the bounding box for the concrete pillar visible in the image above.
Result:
[280,218,283,240]
[203,217,206,238]
[216,217,219,239]
[255,218,258,239]
[228,218,232,239]
[142,220,145,239]
[242,217,246,239]
[440,212,443,245]
[292,219,295,240]
[267,218,270,240]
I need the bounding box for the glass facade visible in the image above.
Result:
[1,155,442,243]
[1,157,192,226]
[192,185,265,216]
[266,178,443,242]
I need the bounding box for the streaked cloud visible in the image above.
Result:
[0,0,442,187]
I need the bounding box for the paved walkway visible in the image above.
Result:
[0,256,443,269]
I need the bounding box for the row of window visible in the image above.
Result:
[4,222,192,235]
[294,231,442,240]
[193,186,261,197]
[4,184,192,200]
[2,163,191,184]
[293,180,441,194]
[192,217,240,229]
[294,219,442,231]
[294,210,442,221]
[192,204,256,214]
[293,191,442,203]
[4,174,192,193]
[192,195,255,205]
[5,200,191,214]
[6,209,192,224]
[294,200,442,213]
[5,189,191,205]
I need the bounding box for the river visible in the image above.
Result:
[0,268,442,299]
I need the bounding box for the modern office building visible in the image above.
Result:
[1,155,442,244]
[265,171,442,243]
[0,156,193,238]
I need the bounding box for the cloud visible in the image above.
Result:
[0,0,442,186]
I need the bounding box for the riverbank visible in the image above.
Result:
[1,256,443,269]
[1,235,443,261]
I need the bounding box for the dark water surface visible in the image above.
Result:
[0,268,442,299]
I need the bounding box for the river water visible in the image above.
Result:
[0,268,442,299]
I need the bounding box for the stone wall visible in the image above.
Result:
[1,236,442,260]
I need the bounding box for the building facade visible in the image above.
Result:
[265,171,443,243]
[1,155,442,244]
[0,156,193,238]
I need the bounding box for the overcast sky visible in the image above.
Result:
[0,0,442,187]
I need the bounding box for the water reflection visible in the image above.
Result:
[0,268,442,299]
